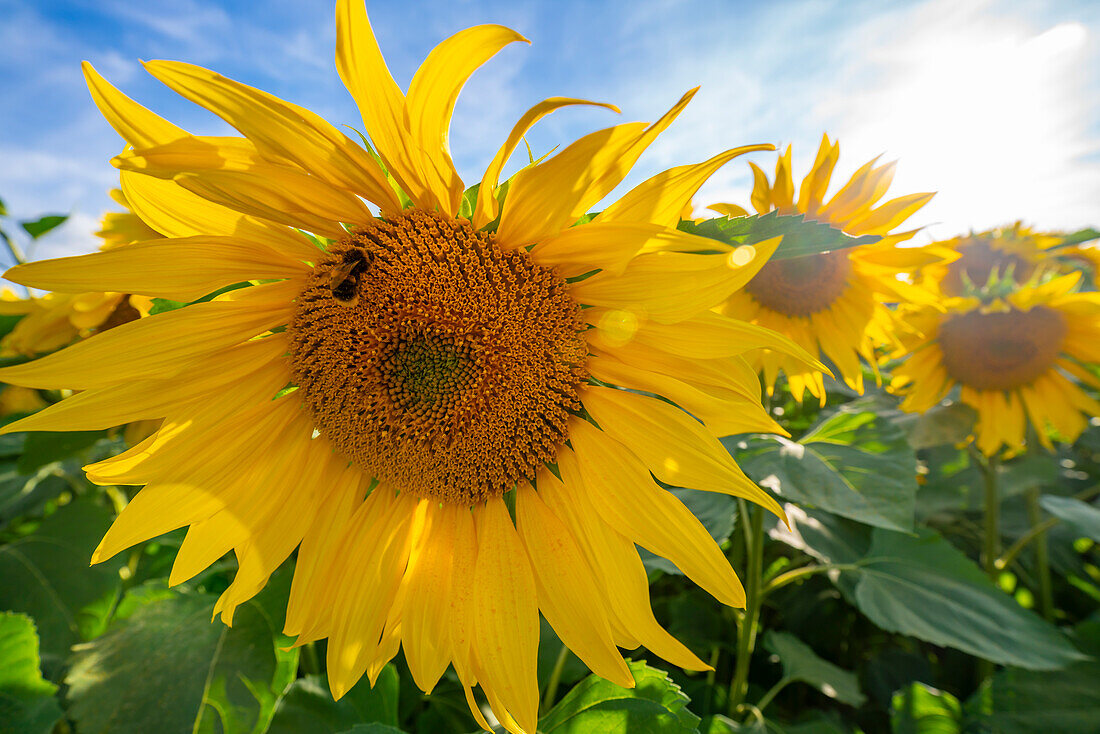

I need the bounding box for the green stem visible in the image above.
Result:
[762,563,861,596]
[972,448,999,683]
[301,641,321,676]
[1026,487,1055,621]
[728,502,765,718]
[541,645,569,713]
[998,518,1059,570]
[755,678,790,714]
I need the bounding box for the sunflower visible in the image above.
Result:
[709,134,936,404]
[0,4,820,732]
[916,222,1099,297]
[891,273,1100,456]
[0,189,156,359]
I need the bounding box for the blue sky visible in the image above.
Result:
[1,0,1098,263]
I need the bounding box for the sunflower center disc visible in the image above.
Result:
[942,240,1033,296]
[286,209,589,505]
[938,306,1065,391]
[744,251,853,317]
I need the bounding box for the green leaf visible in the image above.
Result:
[699,714,766,732]
[979,616,1100,734]
[333,726,407,734]
[19,215,68,240]
[0,497,122,674]
[1055,227,1100,248]
[267,669,401,734]
[739,406,918,531]
[0,612,62,734]
[0,196,7,217]
[892,403,977,450]
[16,430,107,474]
[66,585,297,734]
[763,631,866,706]
[149,297,188,315]
[890,683,963,734]
[680,211,880,260]
[643,489,736,575]
[1039,495,1100,541]
[852,528,1084,669]
[458,183,480,220]
[539,660,700,734]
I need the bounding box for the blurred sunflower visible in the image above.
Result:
[891,273,1100,456]
[710,134,936,404]
[0,3,819,732]
[917,222,1100,297]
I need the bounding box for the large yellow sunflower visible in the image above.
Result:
[891,273,1100,456]
[710,134,936,404]
[0,3,819,732]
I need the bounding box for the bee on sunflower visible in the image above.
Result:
[708,134,936,404]
[0,3,820,732]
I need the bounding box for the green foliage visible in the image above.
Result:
[739,404,918,531]
[0,612,62,734]
[16,429,108,474]
[0,497,123,674]
[1039,495,1100,541]
[19,215,68,240]
[267,669,401,733]
[65,580,297,734]
[849,528,1083,669]
[763,631,866,707]
[890,683,963,734]
[539,660,700,733]
[679,211,881,260]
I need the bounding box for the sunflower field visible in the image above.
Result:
[2,3,1099,734]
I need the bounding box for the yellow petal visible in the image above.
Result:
[566,421,746,607]
[173,169,370,240]
[121,170,319,262]
[142,59,401,213]
[772,146,795,211]
[540,463,707,669]
[581,386,786,519]
[335,0,432,209]
[847,192,934,236]
[7,237,308,301]
[586,354,782,437]
[83,62,187,148]
[531,223,710,278]
[707,203,750,218]
[571,238,779,324]
[470,498,540,734]
[473,98,620,228]
[407,24,528,215]
[498,89,697,247]
[598,145,773,228]
[401,503,461,692]
[796,134,839,215]
[0,281,296,390]
[748,162,772,214]
[327,490,417,700]
[515,484,633,688]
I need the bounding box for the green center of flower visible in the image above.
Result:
[744,251,853,317]
[938,306,1065,391]
[942,240,1034,296]
[285,209,589,505]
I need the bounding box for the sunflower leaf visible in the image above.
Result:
[851,527,1085,670]
[266,669,401,734]
[0,497,122,678]
[1039,495,1100,542]
[65,583,297,734]
[736,404,918,532]
[763,630,866,706]
[679,211,880,260]
[0,612,62,734]
[890,683,964,734]
[19,215,68,241]
[539,660,700,734]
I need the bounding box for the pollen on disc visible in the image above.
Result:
[285,209,589,506]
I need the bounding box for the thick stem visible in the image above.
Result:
[755,678,790,714]
[728,502,765,718]
[974,449,1000,580]
[1026,487,1055,621]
